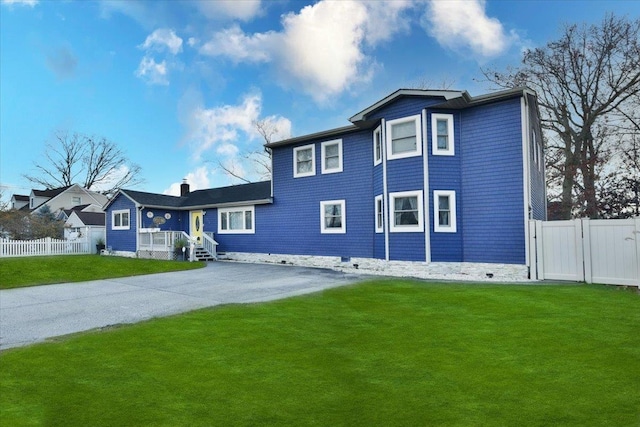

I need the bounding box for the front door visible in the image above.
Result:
[190,210,203,246]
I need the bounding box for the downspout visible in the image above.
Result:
[521,96,531,268]
[137,205,144,254]
[422,108,431,263]
[381,118,389,262]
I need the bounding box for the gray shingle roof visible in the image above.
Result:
[73,211,105,226]
[118,181,272,210]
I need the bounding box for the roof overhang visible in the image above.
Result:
[349,89,467,123]
[266,125,363,149]
[183,198,274,210]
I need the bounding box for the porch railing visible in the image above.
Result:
[203,232,219,259]
[138,230,190,252]
[137,230,218,261]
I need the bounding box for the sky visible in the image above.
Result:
[1,0,639,201]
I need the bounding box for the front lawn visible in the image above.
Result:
[1,280,638,426]
[0,255,204,289]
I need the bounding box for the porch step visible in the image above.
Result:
[194,247,216,262]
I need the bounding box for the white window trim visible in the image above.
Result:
[431,113,455,156]
[320,199,346,234]
[112,209,130,230]
[433,190,457,233]
[218,206,255,234]
[375,194,384,233]
[373,125,382,166]
[386,114,423,160]
[293,144,316,178]
[389,190,424,233]
[321,139,343,174]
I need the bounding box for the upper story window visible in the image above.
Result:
[294,144,315,178]
[375,195,384,233]
[321,139,343,174]
[432,113,455,156]
[219,206,255,234]
[386,115,422,160]
[112,209,130,230]
[389,190,424,233]
[320,200,346,234]
[433,190,457,233]
[373,126,382,165]
[72,196,81,205]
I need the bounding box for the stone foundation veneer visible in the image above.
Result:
[221,252,530,282]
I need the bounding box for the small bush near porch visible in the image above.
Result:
[0,255,204,290]
[1,281,638,426]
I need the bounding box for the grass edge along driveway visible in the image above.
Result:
[0,255,204,289]
[1,280,638,426]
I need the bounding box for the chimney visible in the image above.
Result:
[180,179,190,197]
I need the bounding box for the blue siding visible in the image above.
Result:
[427,111,463,262]
[139,208,183,231]
[459,98,526,264]
[105,195,138,252]
[219,129,375,258]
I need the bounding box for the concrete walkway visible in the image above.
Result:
[0,262,365,350]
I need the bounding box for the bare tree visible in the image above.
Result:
[217,119,278,183]
[24,130,143,196]
[483,14,640,219]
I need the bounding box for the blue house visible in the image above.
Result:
[104,87,546,279]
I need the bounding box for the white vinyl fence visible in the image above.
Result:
[529,218,640,287]
[0,237,91,258]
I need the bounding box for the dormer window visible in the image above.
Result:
[386,115,422,160]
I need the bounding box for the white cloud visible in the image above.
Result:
[163,166,211,196]
[181,91,291,160]
[194,0,261,22]
[139,28,183,55]
[135,56,168,85]
[217,143,239,156]
[1,0,38,7]
[198,0,414,103]
[362,0,413,46]
[199,24,273,63]
[422,0,516,59]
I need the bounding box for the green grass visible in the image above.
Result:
[1,280,638,426]
[0,255,204,289]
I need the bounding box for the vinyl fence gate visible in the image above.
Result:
[529,218,640,287]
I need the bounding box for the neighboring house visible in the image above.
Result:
[64,210,106,251]
[105,87,546,279]
[10,194,29,210]
[12,184,109,216]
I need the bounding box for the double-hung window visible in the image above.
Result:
[386,115,422,160]
[112,209,130,230]
[389,191,424,232]
[219,206,255,234]
[320,200,346,234]
[375,195,384,233]
[321,139,343,174]
[373,126,382,165]
[433,190,457,233]
[294,144,315,178]
[431,113,455,156]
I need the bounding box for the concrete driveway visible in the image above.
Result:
[0,261,365,351]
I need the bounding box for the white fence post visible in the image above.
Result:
[582,218,592,284]
[528,220,537,280]
[574,219,585,282]
[535,220,545,280]
[635,217,640,288]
